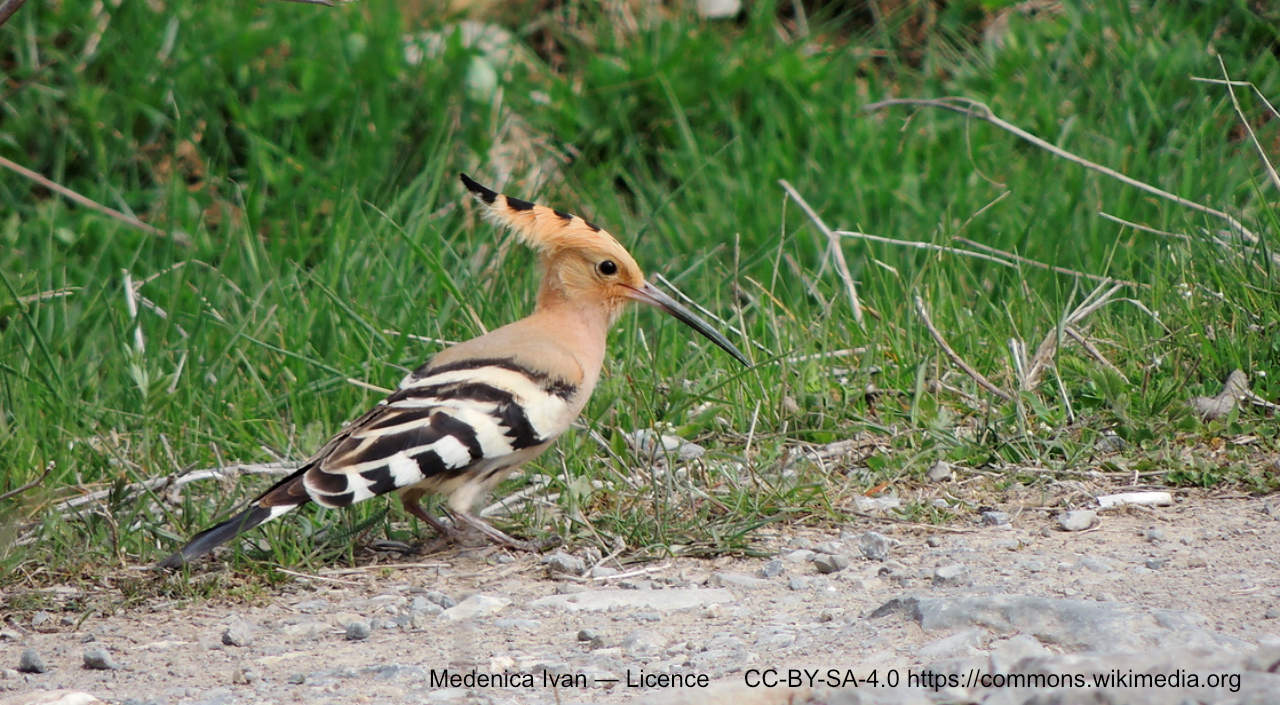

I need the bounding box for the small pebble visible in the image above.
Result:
[345,621,372,641]
[926,536,945,548]
[1145,558,1168,570]
[1264,607,1280,620]
[933,564,971,585]
[858,531,890,561]
[577,629,604,648]
[813,554,850,574]
[543,551,586,576]
[814,541,843,555]
[1144,528,1166,543]
[231,665,258,684]
[222,621,254,647]
[425,591,456,609]
[1096,433,1127,452]
[1056,510,1098,532]
[83,647,120,670]
[18,648,47,673]
[287,672,306,684]
[757,560,784,578]
[981,511,1010,526]
[589,566,619,579]
[926,460,952,482]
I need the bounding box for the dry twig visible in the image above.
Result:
[1213,58,1280,193]
[779,180,865,327]
[0,462,54,503]
[1021,283,1123,391]
[912,295,1012,401]
[0,155,191,246]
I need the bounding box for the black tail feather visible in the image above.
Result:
[158,466,315,569]
[157,504,277,569]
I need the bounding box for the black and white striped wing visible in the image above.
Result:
[300,357,579,508]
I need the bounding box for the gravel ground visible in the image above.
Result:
[4,493,1280,705]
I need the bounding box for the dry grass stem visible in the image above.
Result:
[0,155,191,246]
[0,462,54,502]
[1021,283,1123,391]
[864,97,1260,244]
[1214,58,1280,193]
[1097,212,1191,241]
[345,377,394,395]
[952,237,1142,288]
[1064,326,1128,382]
[778,179,865,327]
[912,294,1012,401]
[52,462,295,514]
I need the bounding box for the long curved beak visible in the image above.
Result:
[625,281,750,366]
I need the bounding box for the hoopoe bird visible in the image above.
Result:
[158,173,748,568]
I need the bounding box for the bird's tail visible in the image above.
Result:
[157,465,312,569]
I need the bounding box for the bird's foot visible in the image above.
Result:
[453,511,549,553]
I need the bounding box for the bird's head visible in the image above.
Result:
[460,173,748,365]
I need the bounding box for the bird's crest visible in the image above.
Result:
[459,173,625,256]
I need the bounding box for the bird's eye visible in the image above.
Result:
[597,260,618,276]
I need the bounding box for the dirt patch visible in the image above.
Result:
[3,492,1280,704]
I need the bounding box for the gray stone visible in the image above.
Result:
[577,628,604,648]
[850,496,901,513]
[1096,432,1127,452]
[1144,528,1166,543]
[588,566,619,579]
[782,549,814,563]
[870,594,1245,653]
[1145,558,1168,570]
[18,648,47,673]
[757,560,784,578]
[926,460,953,482]
[814,541,844,555]
[1078,556,1115,573]
[678,442,706,461]
[926,536,945,548]
[82,647,120,670]
[221,621,254,647]
[1057,509,1098,532]
[988,633,1050,673]
[813,554,850,574]
[981,510,1010,526]
[918,628,984,660]
[712,572,769,590]
[622,629,664,657]
[542,551,586,576]
[424,591,456,609]
[30,611,53,630]
[440,594,510,621]
[529,588,733,613]
[231,664,259,684]
[345,621,372,641]
[933,563,971,585]
[858,531,891,561]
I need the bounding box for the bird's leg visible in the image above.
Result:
[448,509,544,552]
[400,491,462,543]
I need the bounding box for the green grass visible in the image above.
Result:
[2,0,1279,594]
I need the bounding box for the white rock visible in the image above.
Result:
[440,594,511,621]
[696,0,741,19]
[1097,492,1173,509]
